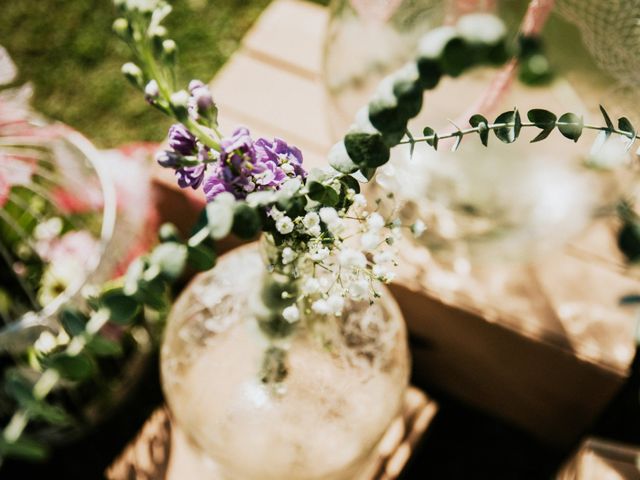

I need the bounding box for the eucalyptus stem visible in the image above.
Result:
[399,121,640,146]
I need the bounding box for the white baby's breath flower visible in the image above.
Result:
[373,264,396,283]
[311,299,331,315]
[319,207,339,224]
[308,224,321,237]
[282,305,300,323]
[327,294,345,315]
[353,194,367,208]
[361,231,381,250]
[303,212,320,229]
[339,249,367,269]
[269,206,284,220]
[281,247,296,265]
[373,249,394,265]
[309,244,330,262]
[276,216,294,235]
[367,212,385,231]
[348,278,369,300]
[302,277,321,294]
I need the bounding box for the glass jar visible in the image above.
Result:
[161,240,410,480]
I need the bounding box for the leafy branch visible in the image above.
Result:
[0,223,216,463]
[400,106,639,153]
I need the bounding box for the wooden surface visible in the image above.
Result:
[106,387,437,480]
[151,0,636,448]
[556,437,640,479]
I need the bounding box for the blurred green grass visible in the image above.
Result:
[0,0,328,148]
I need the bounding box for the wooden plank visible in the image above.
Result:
[211,51,333,159]
[242,0,328,78]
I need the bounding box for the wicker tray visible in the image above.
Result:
[106,386,436,480]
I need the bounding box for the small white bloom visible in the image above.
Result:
[302,277,321,294]
[282,305,300,323]
[373,249,394,265]
[312,299,331,315]
[339,249,367,269]
[353,194,367,208]
[348,279,369,300]
[276,216,294,234]
[308,224,321,237]
[309,244,330,262]
[373,264,396,283]
[411,219,427,237]
[269,206,284,220]
[361,231,381,250]
[367,212,385,231]
[327,294,345,315]
[319,207,339,224]
[303,212,320,229]
[34,331,57,355]
[319,276,333,291]
[418,26,458,59]
[457,13,506,45]
[281,247,296,265]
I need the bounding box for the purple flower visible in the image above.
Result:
[203,127,306,202]
[255,137,306,178]
[189,79,215,112]
[176,164,206,190]
[155,150,181,168]
[168,123,197,155]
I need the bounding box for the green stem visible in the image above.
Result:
[398,122,640,146]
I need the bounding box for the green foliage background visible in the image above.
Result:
[0,0,327,148]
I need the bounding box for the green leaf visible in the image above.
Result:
[527,109,556,143]
[48,353,95,382]
[232,203,262,239]
[101,288,140,325]
[368,99,406,134]
[599,105,614,132]
[393,79,423,119]
[618,220,640,263]
[416,57,442,90]
[469,114,489,146]
[557,112,583,142]
[440,37,472,77]
[187,244,216,271]
[86,335,123,357]
[206,194,235,240]
[150,242,188,280]
[339,174,361,195]
[59,308,87,337]
[618,117,636,149]
[0,436,48,461]
[135,278,167,311]
[344,132,390,169]
[494,110,521,143]
[422,127,439,150]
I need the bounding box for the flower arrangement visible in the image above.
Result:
[2,0,640,466]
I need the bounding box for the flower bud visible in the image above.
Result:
[162,39,177,64]
[170,90,189,121]
[155,150,181,168]
[112,18,130,38]
[121,62,144,89]
[144,80,159,102]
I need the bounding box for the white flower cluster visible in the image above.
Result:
[270,189,402,320]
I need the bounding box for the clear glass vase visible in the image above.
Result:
[161,241,410,480]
